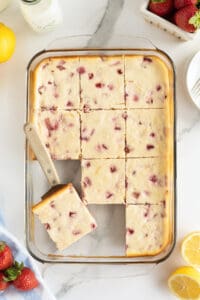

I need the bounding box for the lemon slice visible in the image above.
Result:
[168,266,200,299]
[181,232,200,268]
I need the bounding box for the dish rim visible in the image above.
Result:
[25,45,177,264]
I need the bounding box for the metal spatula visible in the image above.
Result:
[24,123,65,198]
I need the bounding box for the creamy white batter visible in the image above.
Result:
[125,55,169,108]
[126,203,169,256]
[80,56,125,109]
[33,109,81,159]
[82,159,125,204]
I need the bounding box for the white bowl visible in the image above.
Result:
[140,1,200,41]
[186,50,200,109]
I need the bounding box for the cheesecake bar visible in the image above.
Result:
[126,158,168,204]
[81,110,125,158]
[32,184,97,251]
[80,56,125,110]
[82,159,125,204]
[125,55,169,108]
[33,57,80,110]
[126,109,168,157]
[126,203,169,256]
[32,109,81,160]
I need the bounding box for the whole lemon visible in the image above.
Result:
[0,23,16,63]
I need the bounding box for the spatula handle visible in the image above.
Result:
[24,123,60,187]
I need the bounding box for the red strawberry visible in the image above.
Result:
[148,0,174,16]
[175,0,198,9]
[4,261,39,291]
[13,267,39,291]
[0,272,9,291]
[174,5,200,32]
[0,241,13,271]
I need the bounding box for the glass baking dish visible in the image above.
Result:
[25,35,176,264]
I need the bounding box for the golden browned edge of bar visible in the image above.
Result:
[32,183,72,213]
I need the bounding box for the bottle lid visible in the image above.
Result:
[21,0,41,3]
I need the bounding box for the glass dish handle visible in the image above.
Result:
[45,34,157,50]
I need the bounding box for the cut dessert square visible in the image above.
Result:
[81,110,126,159]
[125,203,169,256]
[126,158,168,204]
[79,56,125,110]
[33,57,80,110]
[125,55,169,108]
[32,184,97,251]
[32,109,81,160]
[81,159,125,204]
[126,109,168,158]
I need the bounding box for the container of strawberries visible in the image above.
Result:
[141,0,200,40]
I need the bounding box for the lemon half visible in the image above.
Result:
[181,232,200,269]
[168,266,200,300]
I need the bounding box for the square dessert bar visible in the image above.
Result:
[32,109,81,160]
[126,158,168,204]
[126,109,168,158]
[81,110,126,159]
[125,55,169,108]
[82,159,125,204]
[32,184,97,251]
[79,56,125,110]
[33,57,80,110]
[126,203,169,256]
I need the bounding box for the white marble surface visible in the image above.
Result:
[0,0,200,299]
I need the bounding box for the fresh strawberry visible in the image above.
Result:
[148,0,174,16]
[174,4,200,32]
[0,241,13,271]
[13,267,39,291]
[0,272,9,291]
[4,262,39,291]
[175,0,199,9]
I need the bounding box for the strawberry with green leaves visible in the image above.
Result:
[149,0,174,16]
[13,267,39,291]
[174,4,200,32]
[0,241,13,271]
[4,261,39,291]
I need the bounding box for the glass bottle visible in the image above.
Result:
[19,0,63,33]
